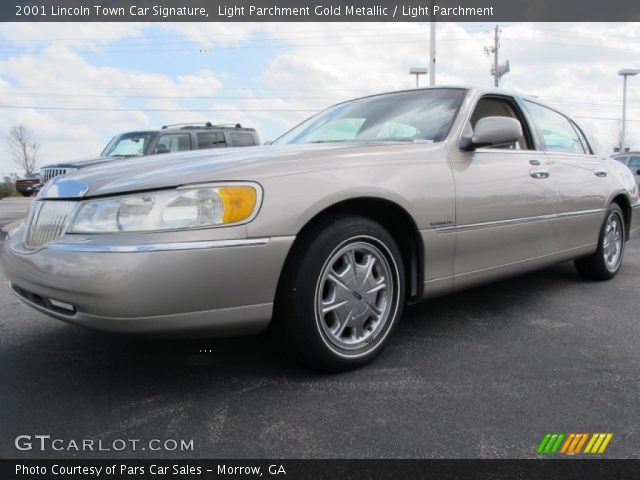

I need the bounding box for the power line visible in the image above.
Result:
[574,115,640,123]
[0,25,493,44]
[0,105,319,113]
[0,91,339,100]
[0,36,487,55]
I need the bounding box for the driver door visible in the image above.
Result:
[448,95,559,287]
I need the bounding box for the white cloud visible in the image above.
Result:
[0,21,639,176]
[0,45,225,173]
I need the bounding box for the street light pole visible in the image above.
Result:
[618,69,640,152]
[409,67,428,88]
[622,74,628,151]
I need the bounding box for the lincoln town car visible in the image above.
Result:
[2,87,639,370]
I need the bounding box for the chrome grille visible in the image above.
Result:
[25,201,77,248]
[41,167,71,184]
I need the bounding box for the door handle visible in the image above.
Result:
[529,168,550,179]
[593,168,608,177]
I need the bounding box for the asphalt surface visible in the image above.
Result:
[0,196,639,459]
[0,197,32,231]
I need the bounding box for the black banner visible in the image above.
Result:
[3,459,640,480]
[3,0,640,22]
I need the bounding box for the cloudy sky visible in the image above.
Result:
[0,22,638,176]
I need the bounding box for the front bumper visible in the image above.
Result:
[16,184,40,193]
[2,225,294,336]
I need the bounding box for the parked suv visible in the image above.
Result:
[612,152,640,185]
[39,123,260,186]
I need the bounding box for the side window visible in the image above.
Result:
[229,132,257,147]
[155,134,190,154]
[197,132,227,149]
[525,101,586,154]
[613,156,628,166]
[469,97,531,150]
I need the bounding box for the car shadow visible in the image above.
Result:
[2,260,582,383]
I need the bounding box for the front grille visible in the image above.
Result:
[25,201,77,248]
[41,167,70,184]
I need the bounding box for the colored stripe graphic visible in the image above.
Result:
[584,433,613,454]
[537,433,565,454]
[537,433,552,454]
[539,433,613,455]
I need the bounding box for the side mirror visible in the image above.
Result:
[460,116,523,151]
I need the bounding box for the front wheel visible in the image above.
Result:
[574,203,625,281]
[276,215,405,371]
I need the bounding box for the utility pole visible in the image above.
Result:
[484,25,510,87]
[618,69,640,152]
[429,20,436,86]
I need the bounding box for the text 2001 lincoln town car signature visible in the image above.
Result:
[3,87,639,369]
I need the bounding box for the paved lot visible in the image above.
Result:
[0,197,31,231]
[0,195,638,458]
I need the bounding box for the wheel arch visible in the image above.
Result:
[611,193,631,241]
[276,197,424,305]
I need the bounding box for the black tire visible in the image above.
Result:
[574,203,626,281]
[18,191,33,197]
[276,215,405,371]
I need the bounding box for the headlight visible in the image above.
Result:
[68,183,260,233]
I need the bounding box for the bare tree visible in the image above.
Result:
[611,120,636,153]
[6,124,40,175]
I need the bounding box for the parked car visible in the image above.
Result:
[3,87,639,371]
[612,152,640,184]
[14,172,41,197]
[38,123,260,186]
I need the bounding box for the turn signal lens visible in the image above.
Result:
[219,186,258,223]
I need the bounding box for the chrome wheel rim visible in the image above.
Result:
[315,240,394,351]
[603,212,623,271]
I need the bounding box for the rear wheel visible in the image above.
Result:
[276,215,405,371]
[574,203,625,280]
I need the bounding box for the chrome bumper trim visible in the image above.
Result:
[46,238,270,253]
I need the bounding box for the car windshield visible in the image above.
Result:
[274,88,466,145]
[101,132,155,157]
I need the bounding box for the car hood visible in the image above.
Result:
[41,142,442,198]
[41,156,126,170]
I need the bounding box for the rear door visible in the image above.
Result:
[523,100,608,251]
[197,132,227,150]
[449,94,558,284]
